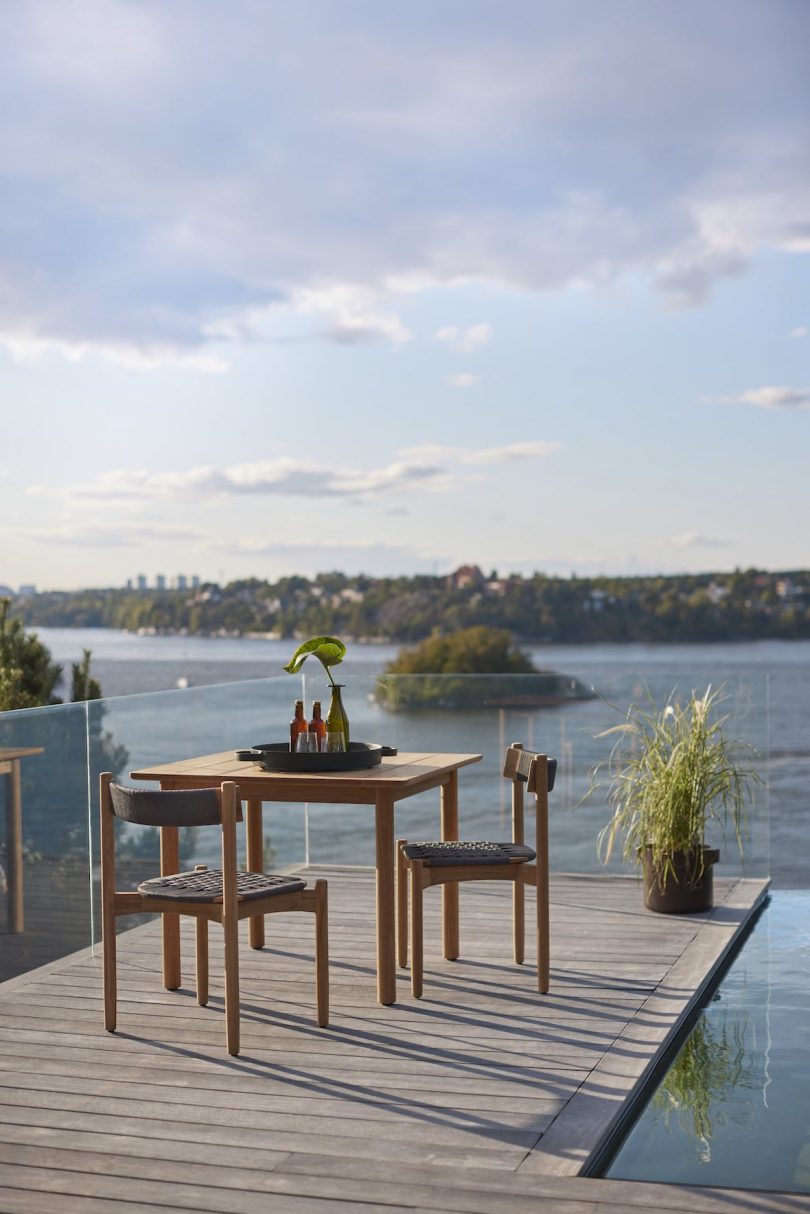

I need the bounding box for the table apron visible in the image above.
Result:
[155,771,451,804]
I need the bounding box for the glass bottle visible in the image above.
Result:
[309,700,326,750]
[325,684,350,748]
[289,699,307,752]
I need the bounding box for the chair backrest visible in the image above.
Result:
[503,745,557,794]
[108,783,242,827]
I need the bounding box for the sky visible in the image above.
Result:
[0,0,808,592]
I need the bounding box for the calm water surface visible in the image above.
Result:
[607,891,810,1194]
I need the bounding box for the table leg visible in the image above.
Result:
[160,825,181,989]
[245,798,265,949]
[441,771,459,960]
[6,762,24,934]
[375,792,396,1005]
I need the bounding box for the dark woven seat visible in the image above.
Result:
[401,841,536,866]
[138,869,306,903]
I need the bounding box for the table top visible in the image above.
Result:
[131,750,482,803]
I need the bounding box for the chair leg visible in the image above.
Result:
[222,909,240,1056]
[410,859,424,998]
[196,917,209,1006]
[397,840,408,968]
[314,879,329,1027]
[102,907,117,1033]
[513,879,525,966]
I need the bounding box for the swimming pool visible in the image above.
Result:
[604,891,810,1194]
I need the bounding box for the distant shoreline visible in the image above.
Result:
[13,567,810,646]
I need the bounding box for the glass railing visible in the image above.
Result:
[0,699,93,980]
[0,668,774,984]
[302,667,771,880]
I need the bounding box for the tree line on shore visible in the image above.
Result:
[14,565,810,643]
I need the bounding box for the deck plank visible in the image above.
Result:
[0,868,773,1213]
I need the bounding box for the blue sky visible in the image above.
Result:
[1,0,808,590]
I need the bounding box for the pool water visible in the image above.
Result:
[605,892,810,1194]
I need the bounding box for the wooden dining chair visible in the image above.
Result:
[397,744,556,998]
[99,773,329,1055]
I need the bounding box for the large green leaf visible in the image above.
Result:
[283,636,346,675]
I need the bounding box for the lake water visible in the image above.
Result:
[32,629,810,885]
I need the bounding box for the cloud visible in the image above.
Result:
[789,325,808,339]
[290,284,412,345]
[435,323,493,352]
[229,537,427,559]
[446,373,480,388]
[0,3,807,363]
[4,521,201,548]
[671,531,732,549]
[401,441,560,465]
[32,457,448,503]
[701,385,810,411]
[28,441,559,506]
[0,330,229,373]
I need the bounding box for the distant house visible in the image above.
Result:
[446,564,486,591]
[776,578,802,600]
[707,582,729,604]
[588,589,608,612]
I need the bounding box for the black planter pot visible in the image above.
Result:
[642,846,721,914]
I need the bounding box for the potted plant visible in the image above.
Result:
[593,686,760,913]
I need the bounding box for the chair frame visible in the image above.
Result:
[397,744,550,998]
[100,773,328,1055]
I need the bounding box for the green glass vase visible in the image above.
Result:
[325,683,350,747]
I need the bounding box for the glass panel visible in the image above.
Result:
[0,701,91,982]
[88,676,308,880]
[301,669,769,880]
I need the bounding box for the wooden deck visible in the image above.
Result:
[1,866,797,1214]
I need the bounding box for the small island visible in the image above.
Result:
[374,626,593,712]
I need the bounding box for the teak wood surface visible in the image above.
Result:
[130,751,482,1005]
[0,747,44,935]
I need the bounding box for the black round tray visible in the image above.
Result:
[235,741,397,773]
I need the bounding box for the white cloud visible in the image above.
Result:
[29,457,452,504]
[671,531,732,549]
[446,373,480,388]
[0,329,229,373]
[435,323,493,352]
[701,385,810,411]
[28,441,559,507]
[4,521,201,548]
[0,3,806,362]
[290,284,412,345]
[401,441,560,465]
[789,325,808,339]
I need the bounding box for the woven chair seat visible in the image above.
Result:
[138,869,306,903]
[401,841,536,867]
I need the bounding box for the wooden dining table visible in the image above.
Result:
[130,749,482,1004]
